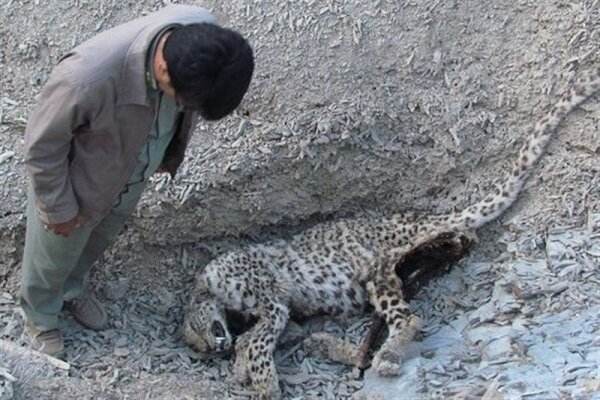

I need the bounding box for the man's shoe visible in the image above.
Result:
[64,295,107,331]
[26,324,64,357]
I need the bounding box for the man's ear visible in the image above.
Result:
[156,59,171,84]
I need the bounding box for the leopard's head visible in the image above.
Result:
[183,289,233,357]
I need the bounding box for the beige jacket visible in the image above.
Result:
[24,5,215,227]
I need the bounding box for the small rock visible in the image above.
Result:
[102,278,129,300]
[113,347,130,357]
[483,336,513,360]
[0,152,15,165]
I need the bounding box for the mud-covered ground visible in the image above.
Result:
[1,0,599,399]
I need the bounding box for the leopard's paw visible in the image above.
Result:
[253,368,281,400]
[303,332,332,358]
[257,384,282,400]
[371,349,402,377]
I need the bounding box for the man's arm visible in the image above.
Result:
[24,63,87,233]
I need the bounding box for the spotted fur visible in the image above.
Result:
[183,68,599,399]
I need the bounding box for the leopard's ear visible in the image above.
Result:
[185,276,210,311]
[195,275,211,297]
[192,276,216,306]
[184,292,196,313]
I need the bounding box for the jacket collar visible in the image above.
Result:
[145,25,180,91]
[117,23,179,106]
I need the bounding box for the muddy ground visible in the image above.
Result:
[1,0,599,399]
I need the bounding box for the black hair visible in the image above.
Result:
[163,23,254,120]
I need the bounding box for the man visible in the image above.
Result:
[20,5,254,356]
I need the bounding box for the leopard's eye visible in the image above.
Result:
[211,320,226,338]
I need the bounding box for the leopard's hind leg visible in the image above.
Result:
[367,231,474,375]
[366,254,422,376]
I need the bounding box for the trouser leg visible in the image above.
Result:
[19,189,92,331]
[19,181,146,331]
[63,181,146,300]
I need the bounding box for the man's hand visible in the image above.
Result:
[44,216,80,237]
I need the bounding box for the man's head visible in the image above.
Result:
[159,23,254,120]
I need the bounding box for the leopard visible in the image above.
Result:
[183,67,600,399]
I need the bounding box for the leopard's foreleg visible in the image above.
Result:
[303,331,365,368]
[303,315,386,369]
[233,299,289,400]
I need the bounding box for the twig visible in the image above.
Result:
[0,339,70,371]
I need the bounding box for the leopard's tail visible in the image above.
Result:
[437,67,600,230]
